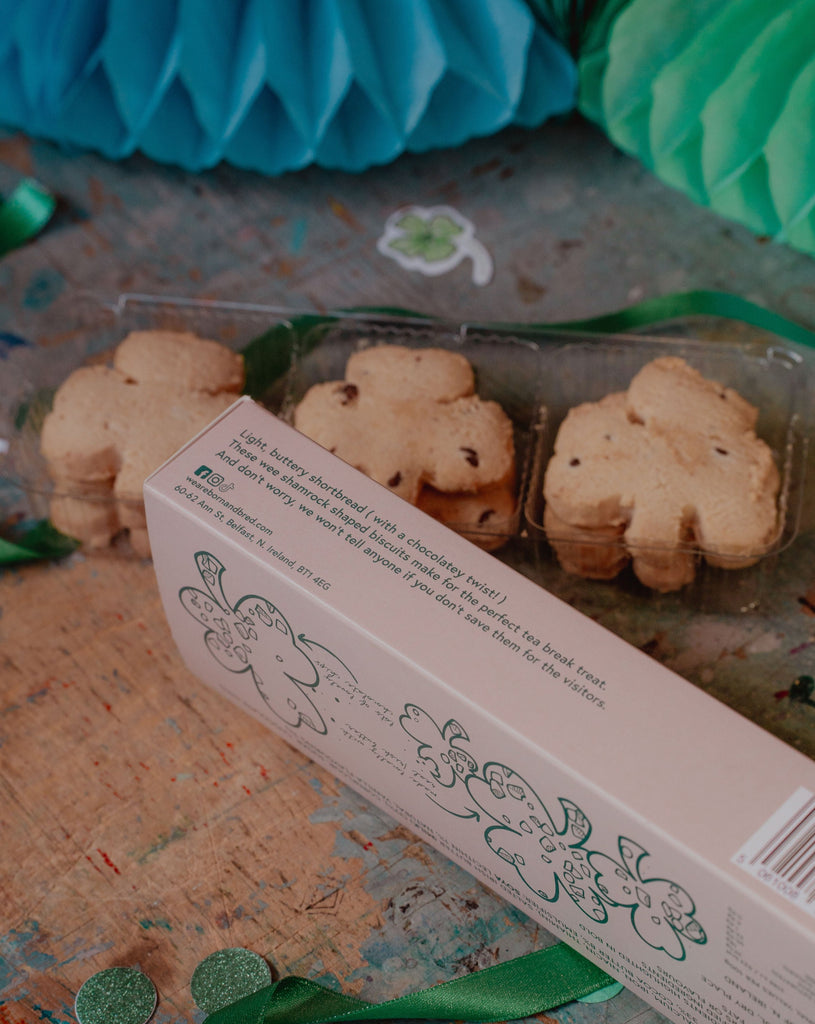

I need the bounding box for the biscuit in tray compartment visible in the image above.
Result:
[542,356,781,592]
[114,329,245,394]
[293,343,516,548]
[417,476,517,552]
[40,330,244,556]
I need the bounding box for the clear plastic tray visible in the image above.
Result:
[523,335,809,609]
[280,313,543,549]
[0,294,809,611]
[0,295,300,554]
[0,295,544,556]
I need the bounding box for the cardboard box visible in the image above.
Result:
[145,397,815,1024]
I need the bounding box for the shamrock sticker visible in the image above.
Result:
[388,212,462,262]
[377,205,493,285]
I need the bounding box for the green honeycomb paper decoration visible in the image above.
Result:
[577,0,815,256]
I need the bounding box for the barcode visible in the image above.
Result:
[734,787,815,915]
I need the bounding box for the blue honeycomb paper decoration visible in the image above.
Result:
[0,0,577,175]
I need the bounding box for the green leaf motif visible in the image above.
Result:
[396,213,429,234]
[389,213,464,263]
[421,237,458,262]
[390,236,426,258]
[427,215,463,238]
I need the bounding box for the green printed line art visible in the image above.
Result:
[401,704,478,793]
[591,838,707,960]
[470,764,607,924]
[399,703,707,962]
[174,552,706,963]
[377,205,494,285]
[179,551,328,734]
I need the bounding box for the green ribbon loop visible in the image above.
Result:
[0,519,78,565]
[0,534,47,564]
[205,943,614,1024]
[0,177,56,257]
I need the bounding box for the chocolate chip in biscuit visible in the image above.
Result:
[461,447,479,466]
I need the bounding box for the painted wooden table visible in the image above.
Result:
[1,115,815,1024]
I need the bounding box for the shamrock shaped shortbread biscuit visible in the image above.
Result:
[543,357,780,592]
[293,344,515,522]
[40,330,244,556]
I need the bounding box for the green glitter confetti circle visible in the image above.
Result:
[191,947,272,1014]
[75,966,157,1024]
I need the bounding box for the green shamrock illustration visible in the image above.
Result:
[399,705,708,963]
[179,551,327,734]
[400,704,478,788]
[590,838,707,960]
[467,762,608,923]
[388,213,464,262]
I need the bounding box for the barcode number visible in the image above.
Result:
[733,787,815,914]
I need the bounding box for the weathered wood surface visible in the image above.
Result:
[1,115,815,1024]
[1,555,552,1022]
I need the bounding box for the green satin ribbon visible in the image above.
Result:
[0,535,48,563]
[205,943,614,1024]
[545,289,815,349]
[336,290,815,349]
[0,177,56,257]
[0,176,57,566]
[0,519,78,564]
